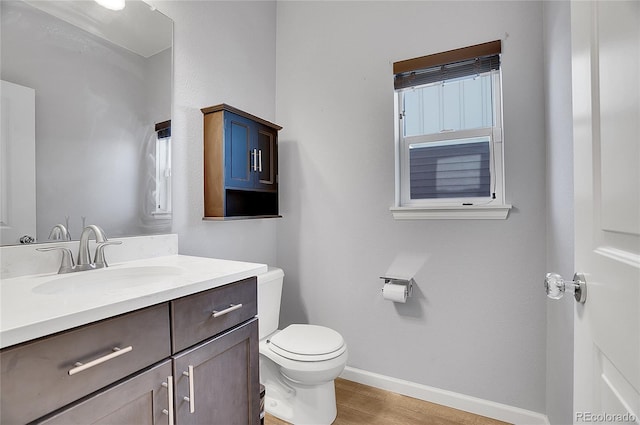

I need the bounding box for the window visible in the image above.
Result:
[392,41,511,219]
[154,121,172,218]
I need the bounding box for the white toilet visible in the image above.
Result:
[257,267,348,425]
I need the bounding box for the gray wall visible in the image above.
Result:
[156,1,278,265]
[275,1,547,413]
[543,2,575,424]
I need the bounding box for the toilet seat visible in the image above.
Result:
[268,324,346,362]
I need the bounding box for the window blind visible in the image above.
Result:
[155,120,171,139]
[409,140,491,199]
[394,40,501,90]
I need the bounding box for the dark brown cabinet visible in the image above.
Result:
[0,278,260,425]
[202,104,281,219]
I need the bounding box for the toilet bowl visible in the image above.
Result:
[258,268,348,425]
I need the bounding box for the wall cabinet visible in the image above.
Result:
[202,104,281,219]
[0,278,259,425]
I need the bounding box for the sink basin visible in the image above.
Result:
[33,266,184,296]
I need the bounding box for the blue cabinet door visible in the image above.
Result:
[224,113,254,190]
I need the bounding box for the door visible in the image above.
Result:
[225,112,254,190]
[37,360,173,425]
[255,126,277,191]
[0,80,36,245]
[571,1,640,422]
[173,319,260,425]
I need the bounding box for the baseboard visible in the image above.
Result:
[340,366,550,425]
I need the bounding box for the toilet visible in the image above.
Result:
[257,267,348,425]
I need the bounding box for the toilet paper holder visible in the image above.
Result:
[379,276,414,298]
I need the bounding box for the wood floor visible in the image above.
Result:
[264,378,511,425]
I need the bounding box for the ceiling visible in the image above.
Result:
[24,0,172,58]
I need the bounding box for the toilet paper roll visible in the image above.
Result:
[382,283,407,303]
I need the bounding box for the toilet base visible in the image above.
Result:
[264,380,337,425]
[260,356,337,425]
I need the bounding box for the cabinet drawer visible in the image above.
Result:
[171,277,257,353]
[0,303,171,425]
[37,360,173,425]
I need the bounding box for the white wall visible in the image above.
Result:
[156,1,278,264]
[543,2,574,424]
[275,1,547,413]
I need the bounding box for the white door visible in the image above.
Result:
[0,80,36,245]
[571,1,640,423]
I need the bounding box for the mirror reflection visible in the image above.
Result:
[0,0,173,245]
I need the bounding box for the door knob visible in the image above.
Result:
[544,272,587,303]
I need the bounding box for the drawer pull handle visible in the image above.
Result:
[212,303,243,318]
[162,375,174,425]
[68,346,133,376]
[182,365,195,413]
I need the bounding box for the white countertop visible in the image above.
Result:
[0,254,267,349]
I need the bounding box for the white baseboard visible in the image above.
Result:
[340,366,550,425]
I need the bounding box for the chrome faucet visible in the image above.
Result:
[76,225,107,270]
[48,224,71,241]
[37,224,121,274]
[76,225,121,271]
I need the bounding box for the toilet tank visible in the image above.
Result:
[257,267,284,339]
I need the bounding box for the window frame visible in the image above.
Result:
[154,127,172,219]
[392,54,511,220]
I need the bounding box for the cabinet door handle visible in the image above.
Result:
[211,303,243,318]
[258,149,263,172]
[252,149,258,172]
[162,375,174,425]
[68,346,133,376]
[182,365,195,413]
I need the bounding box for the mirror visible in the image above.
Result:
[0,0,173,245]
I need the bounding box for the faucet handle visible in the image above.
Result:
[93,241,122,269]
[37,246,76,274]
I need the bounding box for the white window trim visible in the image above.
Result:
[154,134,172,218]
[392,71,511,220]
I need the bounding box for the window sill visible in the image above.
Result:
[390,204,512,220]
[152,212,172,220]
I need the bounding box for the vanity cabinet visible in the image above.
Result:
[0,277,260,425]
[202,104,281,219]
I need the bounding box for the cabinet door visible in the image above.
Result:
[173,319,259,425]
[224,112,254,190]
[255,125,278,192]
[37,360,173,425]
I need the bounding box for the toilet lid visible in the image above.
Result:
[268,324,346,362]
